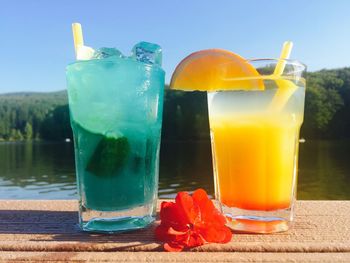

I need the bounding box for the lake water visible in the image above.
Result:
[0,140,349,200]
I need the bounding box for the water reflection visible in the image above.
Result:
[159,141,214,198]
[0,140,349,200]
[0,142,76,199]
[298,140,350,200]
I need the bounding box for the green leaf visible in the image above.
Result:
[86,136,130,176]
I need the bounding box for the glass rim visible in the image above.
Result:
[214,58,306,82]
[217,58,306,73]
[247,58,306,71]
[66,57,165,74]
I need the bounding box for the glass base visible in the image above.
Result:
[222,204,292,234]
[79,203,155,233]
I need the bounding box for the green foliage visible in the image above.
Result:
[40,105,72,141]
[10,129,23,140]
[0,67,350,141]
[24,122,33,140]
[161,89,209,140]
[0,91,69,141]
[303,85,343,132]
[162,68,350,140]
[301,68,350,138]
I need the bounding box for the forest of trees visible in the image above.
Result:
[0,91,68,141]
[0,67,349,141]
[303,68,350,138]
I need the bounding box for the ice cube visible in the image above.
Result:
[131,42,162,66]
[92,47,123,59]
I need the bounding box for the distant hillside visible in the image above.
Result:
[164,67,350,140]
[303,67,350,138]
[0,90,67,101]
[0,66,350,141]
[0,90,70,140]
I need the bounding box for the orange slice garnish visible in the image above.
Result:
[170,49,264,91]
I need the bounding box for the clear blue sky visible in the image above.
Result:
[1,0,350,93]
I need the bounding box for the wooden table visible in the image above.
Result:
[0,200,349,262]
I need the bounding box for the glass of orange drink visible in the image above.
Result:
[170,48,306,233]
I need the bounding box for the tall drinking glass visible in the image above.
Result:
[208,59,306,233]
[66,46,165,233]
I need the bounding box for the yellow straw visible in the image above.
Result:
[268,41,298,111]
[72,23,84,58]
[274,41,293,76]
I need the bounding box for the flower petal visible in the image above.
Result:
[192,189,226,226]
[156,225,190,246]
[167,226,188,236]
[159,201,188,227]
[220,227,233,243]
[192,189,212,209]
[198,225,232,243]
[175,191,200,224]
[155,224,170,241]
[186,232,206,248]
[164,242,184,252]
[155,189,233,252]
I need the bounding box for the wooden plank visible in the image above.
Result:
[0,252,350,262]
[0,200,349,253]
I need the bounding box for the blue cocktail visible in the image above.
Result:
[66,41,165,232]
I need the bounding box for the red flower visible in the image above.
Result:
[155,189,232,252]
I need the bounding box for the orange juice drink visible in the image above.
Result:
[170,47,306,233]
[208,105,303,212]
[208,61,306,233]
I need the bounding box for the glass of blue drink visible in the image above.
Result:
[66,41,165,232]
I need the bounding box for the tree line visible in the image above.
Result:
[0,91,68,141]
[0,67,349,141]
